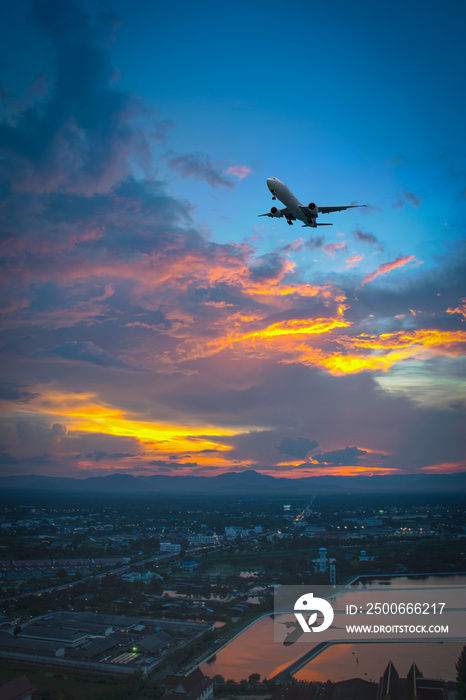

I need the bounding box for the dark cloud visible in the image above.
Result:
[81,450,137,462]
[163,151,235,188]
[0,452,50,466]
[305,236,325,250]
[249,252,287,280]
[16,421,66,443]
[393,190,423,209]
[353,228,384,251]
[49,340,128,368]
[0,0,152,195]
[148,460,199,471]
[0,383,39,403]
[314,446,367,465]
[0,452,19,465]
[278,437,319,459]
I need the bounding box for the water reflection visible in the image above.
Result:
[294,642,463,683]
[202,576,466,682]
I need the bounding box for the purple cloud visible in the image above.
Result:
[48,341,128,368]
[163,151,235,188]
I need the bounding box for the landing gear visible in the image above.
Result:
[272,196,276,200]
[287,219,293,226]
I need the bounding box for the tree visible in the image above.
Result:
[457,645,466,699]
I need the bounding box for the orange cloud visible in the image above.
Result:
[22,391,243,459]
[362,255,416,285]
[176,315,351,365]
[446,298,466,320]
[346,255,363,267]
[262,466,402,478]
[421,462,466,473]
[318,328,466,374]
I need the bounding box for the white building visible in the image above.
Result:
[160,542,182,554]
[312,547,336,574]
[187,534,222,546]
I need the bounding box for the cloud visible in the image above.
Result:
[305,236,325,250]
[322,243,348,257]
[249,252,289,280]
[0,452,50,467]
[362,255,416,285]
[314,446,367,465]
[0,0,153,195]
[81,450,137,462]
[49,340,128,368]
[346,255,363,268]
[151,119,175,142]
[0,383,39,403]
[163,151,236,188]
[225,165,252,180]
[278,436,319,459]
[353,228,384,251]
[0,1,464,481]
[393,190,424,209]
[16,421,67,446]
[147,460,199,471]
[446,298,466,321]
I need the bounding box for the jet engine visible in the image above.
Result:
[308,202,318,216]
[270,206,283,217]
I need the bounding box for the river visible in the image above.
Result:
[202,575,465,683]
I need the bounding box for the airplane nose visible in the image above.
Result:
[267,177,275,191]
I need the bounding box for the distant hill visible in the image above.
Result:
[0,470,465,495]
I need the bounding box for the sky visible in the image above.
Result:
[0,0,465,480]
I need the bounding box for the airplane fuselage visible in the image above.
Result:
[267,176,316,226]
[260,177,365,227]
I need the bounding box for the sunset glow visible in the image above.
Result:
[0,0,465,481]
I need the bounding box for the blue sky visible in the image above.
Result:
[109,0,466,265]
[0,0,465,478]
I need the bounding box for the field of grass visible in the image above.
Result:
[0,662,163,699]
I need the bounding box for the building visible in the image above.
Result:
[160,542,182,554]
[187,534,221,547]
[163,668,213,700]
[312,547,336,574]
[0,675,36,700]
[376,661,448,700]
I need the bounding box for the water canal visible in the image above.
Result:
[202,575,465,683]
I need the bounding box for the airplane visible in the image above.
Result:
[259,176,366,227]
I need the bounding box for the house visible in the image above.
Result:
[0,675,36,700]
[163,668,213,700]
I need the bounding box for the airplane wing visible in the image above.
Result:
[258,207,295,220]
[318,205,366,214]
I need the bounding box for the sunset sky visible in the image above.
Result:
[1,0,465,479]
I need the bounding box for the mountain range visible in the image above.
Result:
[0,470,465,495]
